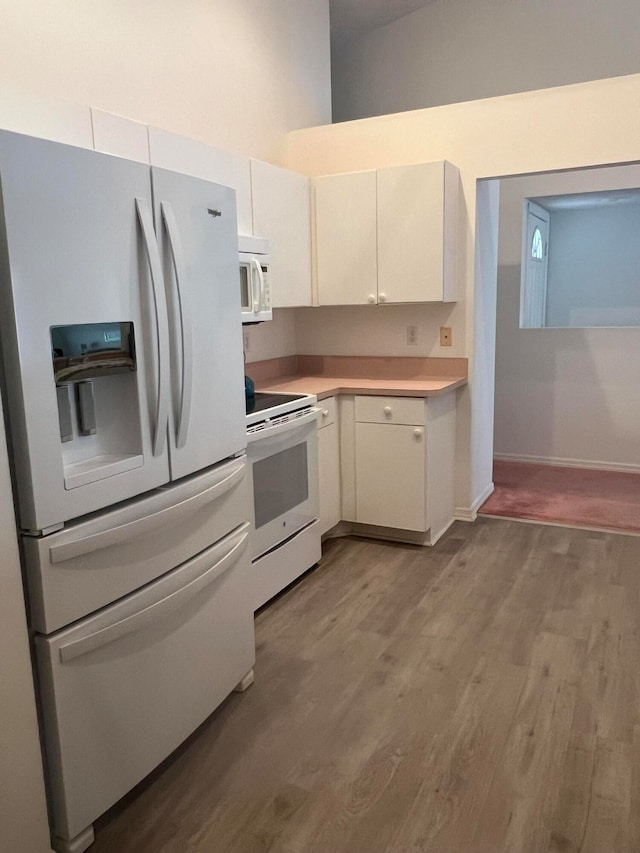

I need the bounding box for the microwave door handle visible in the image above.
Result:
[136,197,170,457]
[251,258,263,313]
[161,202,193,449]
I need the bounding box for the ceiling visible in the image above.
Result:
[329,0,438,45]
[532,188,640,212]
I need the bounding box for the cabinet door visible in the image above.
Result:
[318,421,341,534]
[314,170,377,305]
[148,127,252,235]
[377,161,457,303]
[355,422,426,531]
[251,160,312,307]
[91,109,149,163]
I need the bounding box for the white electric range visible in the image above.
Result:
[246,391,322,610]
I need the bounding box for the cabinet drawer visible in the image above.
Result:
[317,396,338,429]
[355,395,425,426]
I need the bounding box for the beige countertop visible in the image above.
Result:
[252,356,468,400]
[257,373,466,399]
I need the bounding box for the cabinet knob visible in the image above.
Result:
[379,293,387,303]
[322,409,329,417]
[414,428,423,439]
[384,406,392,416]
[368,294,376,304]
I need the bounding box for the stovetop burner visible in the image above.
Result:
[245,391,310,416]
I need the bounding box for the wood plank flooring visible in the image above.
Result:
[91,518,640,852]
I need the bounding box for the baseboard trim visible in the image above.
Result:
[494,453,640,475]
[455,482,495,523]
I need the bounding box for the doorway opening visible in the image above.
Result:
[477,162,640,533]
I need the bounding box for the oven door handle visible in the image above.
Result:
[247,407,320,444]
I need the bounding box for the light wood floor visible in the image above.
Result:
[92,518,640,852]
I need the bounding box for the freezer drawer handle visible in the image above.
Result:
[136,197,170,457]
[161,201,193,450]
[48,460,246,564]
[58,524,250,663]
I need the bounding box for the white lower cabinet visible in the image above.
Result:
[355,422,426,531]
[343,394,456,545]
[317,397,341,534]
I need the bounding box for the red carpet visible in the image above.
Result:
[479,460,640,533]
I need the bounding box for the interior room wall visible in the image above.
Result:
[244,309,298,365]
[284,73,640,512]
[546,203,640,327]
[294,303,463,357]
[0,0,331,162]
[331,0,640,122]
[495,165,640,471]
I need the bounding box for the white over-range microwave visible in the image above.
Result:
[239,234,271,323]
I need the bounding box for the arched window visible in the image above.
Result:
[531,226,543,260]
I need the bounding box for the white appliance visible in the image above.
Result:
[239,234,272,323]
[246,392,322,610]
[0,130,255,853]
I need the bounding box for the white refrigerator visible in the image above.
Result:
[0,130,255,853]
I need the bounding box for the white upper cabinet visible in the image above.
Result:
[91,110,150,163]
[314,170,377,306]
[314,161,458,306]
[377,161,458,303]
[250,160,312,307]
[0,87,93,149]
[147,127,253,236]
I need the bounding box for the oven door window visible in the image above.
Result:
[253,442,309,528]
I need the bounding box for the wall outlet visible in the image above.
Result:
[406,325,418,346]
[440,326,452,347]
[243,329,250,353]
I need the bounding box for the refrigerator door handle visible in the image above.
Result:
[136,197,170,457]
[161,201,193,450]
[48,459,246,564]
[57,524,250,663]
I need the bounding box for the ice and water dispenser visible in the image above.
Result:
[52,323,144,489]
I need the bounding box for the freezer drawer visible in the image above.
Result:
[24,456,250,634]
[36,521,255,845]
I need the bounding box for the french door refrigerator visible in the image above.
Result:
[0,130,255,853]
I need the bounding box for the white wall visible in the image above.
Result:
[495,165,640,471]
[244,309,297,364]
[332,0,640,122]
[546,203,640,327]
[284,74,640,512]
[0,0,331,162]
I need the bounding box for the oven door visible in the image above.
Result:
[247,410,319,560]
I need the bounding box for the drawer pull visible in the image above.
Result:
[322,409,329,417]
[414,428,423,439]
[384,406,392,416]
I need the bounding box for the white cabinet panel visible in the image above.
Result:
[378,161,457,303]
[91,109,149,163]
[0,86,93,148]
[251,159,312,307]
[355,421,426,531]
[318,398,340,535]
[148,127,252,235]
[314,170,377,305]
